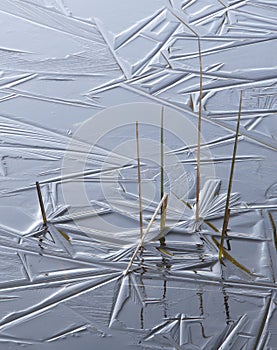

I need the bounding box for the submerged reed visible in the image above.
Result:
[213,237,252,275]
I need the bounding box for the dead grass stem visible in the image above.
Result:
[219,91,242,260]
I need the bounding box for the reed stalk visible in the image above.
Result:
[219,91,242,260]
[136,121,143,239]
[36,181,47,226]
[195,37,203,231]
[160,107,167,245]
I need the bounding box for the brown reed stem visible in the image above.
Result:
[195,37,203,231]
[36,181,47,226]
[136,121,143,239]
[219,91,242,260]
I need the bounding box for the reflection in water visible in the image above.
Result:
[163,274,168,318]
[140,307,144,330]
[196,286,210,339]
[197,286,204,317]
[139,256,146,330]
[222,286,232,325]
[157,243,172,319]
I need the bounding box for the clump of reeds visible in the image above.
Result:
[124,119,169,275]
[124,193,168,275]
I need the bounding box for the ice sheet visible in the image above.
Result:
[0,0,276,349]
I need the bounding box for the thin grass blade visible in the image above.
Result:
[35,181,47,225]
[136,121,143,239]
[219,91,243,260]
[195,37,203,231]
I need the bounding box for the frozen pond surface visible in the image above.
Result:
[0,0,276,349]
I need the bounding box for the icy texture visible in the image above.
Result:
[0,0,276,349]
